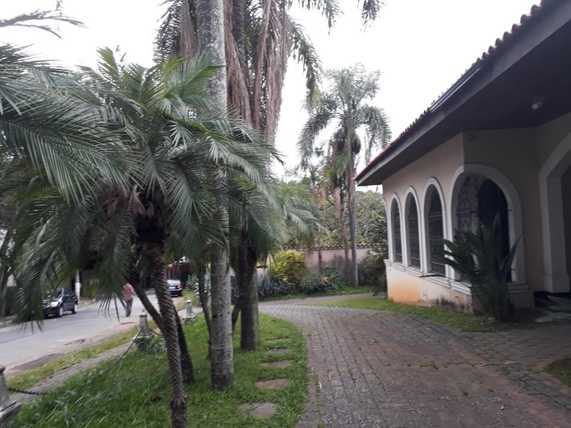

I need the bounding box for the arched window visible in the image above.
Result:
[406,194,420,268]
[426,186,445,274]
[391,200,402,263]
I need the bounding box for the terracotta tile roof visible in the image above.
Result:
[357,0,557,182]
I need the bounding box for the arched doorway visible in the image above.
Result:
[453,174,512,280]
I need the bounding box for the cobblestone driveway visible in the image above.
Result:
[261,297,571,428]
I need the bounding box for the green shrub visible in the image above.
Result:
[321,267,349,289]
[444,218,516,321]
[300,271,336,294]
[358,252,386,292]
[270,250,306,289]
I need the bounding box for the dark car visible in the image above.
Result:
[167,279,183,297]
[43,288,78,318]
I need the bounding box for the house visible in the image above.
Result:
[357,0,571,309]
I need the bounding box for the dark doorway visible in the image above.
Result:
[477,179,511,280]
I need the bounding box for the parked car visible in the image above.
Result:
[43,288,77,318]
[167,279,183,297]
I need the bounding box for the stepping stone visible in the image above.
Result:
[255,378,289,390]
[266,348,289,356]
[239,402,277,419]
[261,360,292,369]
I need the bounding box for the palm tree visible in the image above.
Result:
[5,48,272,428]
[194,0,236,390]
[158,0,385,352]
[299,65,391,286]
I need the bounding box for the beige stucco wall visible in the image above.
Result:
[384,134,464,218]
[386,262,472,309]
[464,113,571,292]
[380,112,571,308]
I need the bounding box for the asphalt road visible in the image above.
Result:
[0,295,165,373]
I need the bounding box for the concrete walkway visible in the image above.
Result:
[261,296,571,428]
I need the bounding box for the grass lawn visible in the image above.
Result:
[317,296,495,332]
[261,286,370,302]
[545,358,571,387]
[14,314,307,428]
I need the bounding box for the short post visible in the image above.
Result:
[134,312,153,352]
[0,366,21,428]
[138,312,152,338]
[184,300,196,325]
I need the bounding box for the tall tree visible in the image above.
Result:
[195,0,235,389]
[157,0,384,351]
[298,65,391,285]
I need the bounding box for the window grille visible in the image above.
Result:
[427,189,445,274]
[406,196,420,268]
[391,202,402,263]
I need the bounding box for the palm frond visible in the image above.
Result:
[288,18,321,108]
[0,9,82,38]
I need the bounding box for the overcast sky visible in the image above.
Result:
[1,0,539,176]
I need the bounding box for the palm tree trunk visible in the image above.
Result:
[345,128,359,287]
[196,0,234,390]
[142,240,187,428]
[209,247,234,389]
[175,312,194,384]
[196,263,212,358]
[131,263,194,384]
[335,187,350,280]
[0,227,14,317]
[238,238,259,351]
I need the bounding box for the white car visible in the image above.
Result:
[167,279,183,297]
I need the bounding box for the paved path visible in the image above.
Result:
[261,296,571,428]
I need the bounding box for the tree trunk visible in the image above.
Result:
[345,126,359,287]
[131,262,193,384]
[209,248,234,389]
[142,240,187,428]
[334,187,350,281]
[196,0,234,390]
[240,247,258,351]
[196,264,212,358]
[0,227,14,317]
[176,312,194,384]
[236,224,258,351]
[131,279,163,331]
